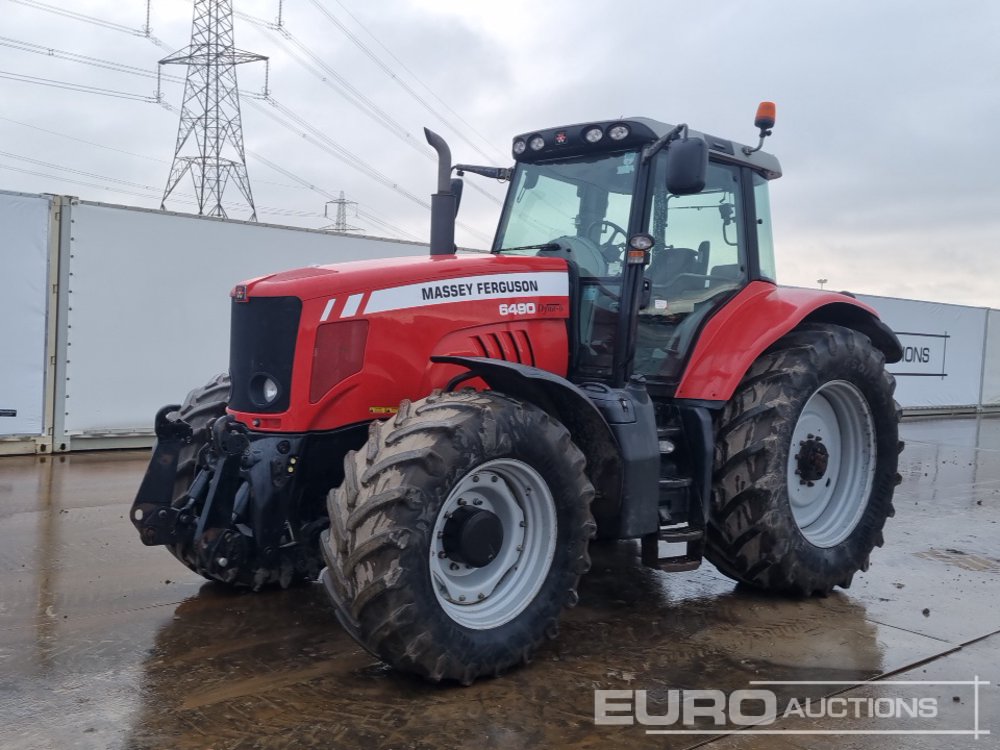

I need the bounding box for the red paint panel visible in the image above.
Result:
[674,282,882,402]
[229,254,570,432]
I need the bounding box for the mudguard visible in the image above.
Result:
[431,355,628,532]
[675,282,903,403]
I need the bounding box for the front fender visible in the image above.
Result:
[431,355,623,525]
[675,282,902,402]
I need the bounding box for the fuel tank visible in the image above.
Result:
[227,253,572,433]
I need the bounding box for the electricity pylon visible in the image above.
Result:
[323,191,361,233]
[160,0,266,221]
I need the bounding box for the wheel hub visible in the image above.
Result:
[795,435,830,485]
[441,506,504,568]
[429,459,557,630]
[785,380,877,548]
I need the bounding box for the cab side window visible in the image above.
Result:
[753,172,777,282]
[635,160,748,381]
[646,161,746,306]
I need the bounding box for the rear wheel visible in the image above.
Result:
[706,324,900,595]
[322,390,596,684]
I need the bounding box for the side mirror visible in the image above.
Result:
[665,137,707,196]
[450,177,464,216]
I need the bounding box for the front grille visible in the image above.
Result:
[229,296,302,413]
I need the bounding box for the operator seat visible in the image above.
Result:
[647,246,699,299]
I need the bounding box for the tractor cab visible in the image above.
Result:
[492,115,781,390]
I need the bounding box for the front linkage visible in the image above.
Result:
[130,405,318,588]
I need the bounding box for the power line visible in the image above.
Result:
[248,97,492,243]
[6,0,172,49]
[0,70,156,100]
[234,9,501,207]
[1,1,495,240]
[0,115,167,162]
[234,11,423,155]
[249,149,421,241]
[0,115,310,192]
[305,0,506,164]
[0,35,184,83]
[0,71,452,238]
[0,156,322,220]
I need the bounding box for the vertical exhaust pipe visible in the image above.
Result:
[424,127,456,256]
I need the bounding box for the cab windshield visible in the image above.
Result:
[494,152,640,277]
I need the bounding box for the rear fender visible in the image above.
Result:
[675,282,903,403]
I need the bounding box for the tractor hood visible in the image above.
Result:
[227,251,574,433]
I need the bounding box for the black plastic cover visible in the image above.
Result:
[229,296,302,413]
[604,380,660,538]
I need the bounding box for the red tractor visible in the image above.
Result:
[132,104,902,683]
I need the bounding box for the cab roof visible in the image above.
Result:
[511,117,782,179]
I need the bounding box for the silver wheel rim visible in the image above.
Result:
[430,459,557,630]
[787,380,876,548]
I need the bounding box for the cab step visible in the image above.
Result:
[658,477,692,491]
[641,524,704,572]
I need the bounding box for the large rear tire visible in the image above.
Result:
[321,390,596,684]
[164,374,318,589]
[706,324,900,595]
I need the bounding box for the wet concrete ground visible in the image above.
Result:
[1,416,998,749]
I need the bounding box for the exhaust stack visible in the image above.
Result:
[424,128,456,256]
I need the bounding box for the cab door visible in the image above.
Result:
[633,159,751,383]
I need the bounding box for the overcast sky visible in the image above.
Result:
[1,0,998,306]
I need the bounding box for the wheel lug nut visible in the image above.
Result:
[449,562,459,571]
[438,551,447,558]
[458,498,467,505]
[477,593,485,600]
[459,595,466,602]
[473,475,480,483]
[491,475,498,483]
[519,521,526,527]
[217,557,228,567]
[473,498,482,506]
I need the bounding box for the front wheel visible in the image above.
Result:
[706,324,900,595]
[321,390,596,684]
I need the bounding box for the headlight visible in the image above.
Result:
[608,124,630,141]
[262,377,279,404]
[584,126,604,143]
[250,372,282,407]
[528,135,545,151]
[512,139,526,155]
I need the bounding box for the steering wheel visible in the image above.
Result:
[587,220,628,263]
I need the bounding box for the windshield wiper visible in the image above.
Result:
[497,242,560,252]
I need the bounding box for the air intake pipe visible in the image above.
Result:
[424,127,457,256]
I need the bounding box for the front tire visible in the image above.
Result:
[321,390,596,684]
[706,324,900,595]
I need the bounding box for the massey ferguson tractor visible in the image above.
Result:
[131,103,903,684]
